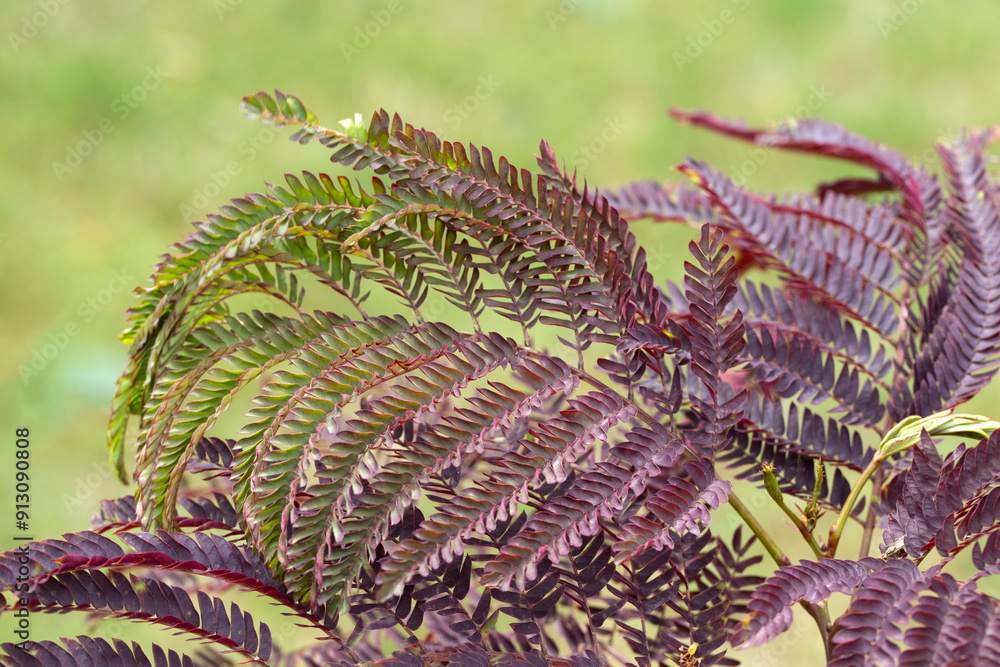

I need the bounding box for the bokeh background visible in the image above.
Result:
[3,0,1000,662]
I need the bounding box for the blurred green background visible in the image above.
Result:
[3,0,1000,662]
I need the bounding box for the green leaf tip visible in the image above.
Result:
[240,89,319,128]
[878,409,1000,458]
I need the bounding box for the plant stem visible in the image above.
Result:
[804,604,833,662]
[858,468,884,558]
[827,454,883,558]
[772,494,825,559]
[728,490,831,655]
[728,492,788,567]
[762,463,825,559]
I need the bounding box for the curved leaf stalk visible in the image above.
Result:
[727,493,788,569]
[111,200,373,484]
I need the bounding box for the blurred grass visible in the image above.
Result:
[3,0,1000,662]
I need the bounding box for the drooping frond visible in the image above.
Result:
[138,309,353,528]
[109,169,380,481]
[0,531,298,617]
[24,572,272,662]
[610,528,756,667]
[669,108,937,228]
